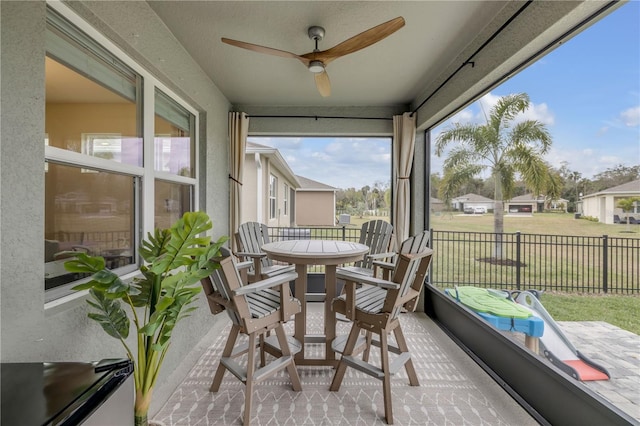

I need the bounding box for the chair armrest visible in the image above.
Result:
[235,260,253,271]
[235,251,267,259]
[367,251,395,260]
[372,260,394,270]
[234,271,298,295]
[336,269,399,290]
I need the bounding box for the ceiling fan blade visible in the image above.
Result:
[309,17,405,64]
[314,71,331,97]
[221,38,310,66]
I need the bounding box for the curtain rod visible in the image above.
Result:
[410,0,533,117]
[247,114,393,121]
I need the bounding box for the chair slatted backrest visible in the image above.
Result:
[398,230,429,254]
[202,247,289,327]
[205,254,246,326]
[382,247,433,319]
[372,230,429,281]
[236,222,273,272]
[357,220,393,269]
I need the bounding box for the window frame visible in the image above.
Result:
[283,183,289,216]
[269,174,277,220]
[44,1,200,303]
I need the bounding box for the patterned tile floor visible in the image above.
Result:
[154,303,537,425]
[153,304,640,425]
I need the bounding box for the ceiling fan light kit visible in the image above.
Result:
[222,16,405,97]
[308,60,325,73]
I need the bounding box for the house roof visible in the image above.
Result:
[245,142,300,187]
[508,194,544,202]
[582,179,640,198]
[452,193,493,203]
[296,175,337,192]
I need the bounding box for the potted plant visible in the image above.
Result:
[64,211,227,426]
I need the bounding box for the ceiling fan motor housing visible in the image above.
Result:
[307,26,325,41]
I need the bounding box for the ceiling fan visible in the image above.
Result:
[221,17,405,97]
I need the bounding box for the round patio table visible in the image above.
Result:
[261,239,369,366]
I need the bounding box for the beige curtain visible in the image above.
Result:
[229,112,249,252]
[392,112,417,249]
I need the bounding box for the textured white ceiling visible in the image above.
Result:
[148,1,508,107]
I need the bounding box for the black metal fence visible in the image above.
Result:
[430,230,639,294]
[265,226,639,294]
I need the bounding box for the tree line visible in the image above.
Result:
[336,181,391,216]
[431,163,640,212]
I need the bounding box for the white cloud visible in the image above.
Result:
[440,92,555,129]
[480,92,555,125]
[250,136,392,189]
[311,151,331,161]
[620,106,640,127]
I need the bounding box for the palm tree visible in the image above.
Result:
[435,93,553,258]
[617,197,640,233]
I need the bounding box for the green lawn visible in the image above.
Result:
[430,212,639,335]
[335,213,639,335]
[541,292,640,335]
[431,211,639,237]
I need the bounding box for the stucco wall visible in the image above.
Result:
[582,195,629,224]
[296,191,336,226]
[1,0,230,415]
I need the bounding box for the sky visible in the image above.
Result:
[249,2,640,190]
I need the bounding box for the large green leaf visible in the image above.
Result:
[139,228,171,264]
[65,253,105,273]
[70,263,138,298]
[85,289,130,340]
[146,286,202,350]
[149,211,213,275]
[128,266,155,308]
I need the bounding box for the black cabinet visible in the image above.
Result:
[1,359,133,425]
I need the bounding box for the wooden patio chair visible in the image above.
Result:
[369,230,430,280]
[329,236,434,425]
[235,221,294,282]
[200,248,302,425]
[337,219,394,278]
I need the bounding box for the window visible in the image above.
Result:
[269,175,277,219]
[154,88,195,177]
[283,183,289,216]
[45,163,136,291]
[155,179,192,230]
[44,5,198,301]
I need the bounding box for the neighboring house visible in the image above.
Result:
[505,194,569,213]
[243,142,300,227]
[546,197,569,212]
[295,175,337,226]
[243,142,337,227]
[451,193,494,212]
[505,194,542,214]
[431,197,446,212]
[580,179,640,224]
